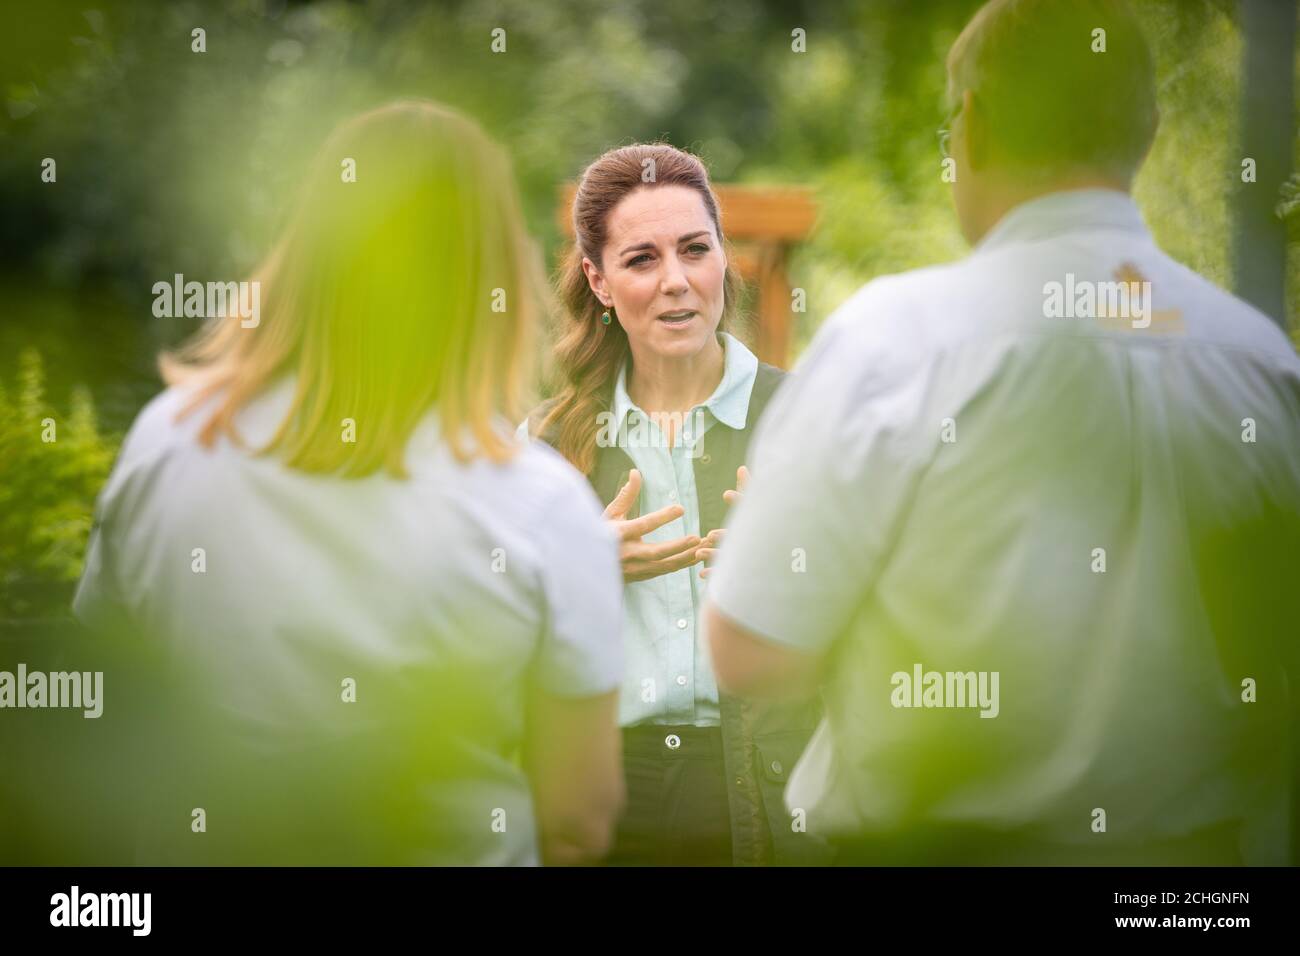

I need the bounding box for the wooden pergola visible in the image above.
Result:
[557,184,817,369]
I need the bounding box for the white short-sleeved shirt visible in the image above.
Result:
[74,375,623,865]
[708,190,1300,863]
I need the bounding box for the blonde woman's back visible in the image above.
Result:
[75,375,622,864]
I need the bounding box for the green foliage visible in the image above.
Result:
[0,0,1294,619]
[0,350,116,619]
[3,0,1291,338]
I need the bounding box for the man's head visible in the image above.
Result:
[945,0,1159,243]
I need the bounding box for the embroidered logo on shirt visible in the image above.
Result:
[1042,262,1183,332]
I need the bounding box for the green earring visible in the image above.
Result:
[600,309,613,326]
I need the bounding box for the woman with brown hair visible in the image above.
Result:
[73,101,625,866]
[522,143,827,866]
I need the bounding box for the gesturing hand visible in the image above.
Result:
[699,465,749,580]
[603,468,704,583]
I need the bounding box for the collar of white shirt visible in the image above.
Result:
[974,188,1151,256]
[611,330,759,432]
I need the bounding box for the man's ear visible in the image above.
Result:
[962,88,989,173]
[1135,103,1160,173]
[581,257,611,308]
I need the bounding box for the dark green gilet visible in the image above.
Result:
[528,361,831,865]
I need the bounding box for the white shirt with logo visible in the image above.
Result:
[708,190,1300,863]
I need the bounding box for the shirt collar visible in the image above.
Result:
[612,331,759,431]
[974,188,1150,255]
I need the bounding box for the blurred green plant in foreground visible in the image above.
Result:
[0,349,116,619]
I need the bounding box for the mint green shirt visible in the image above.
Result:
[516,332,760,727]
[610,332,758,727]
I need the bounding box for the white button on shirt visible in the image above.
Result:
[74,376,624,866]
[709,190,1300,863]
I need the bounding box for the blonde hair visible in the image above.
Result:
[161,100,545,477]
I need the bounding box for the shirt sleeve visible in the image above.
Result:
[531,473,624,697]
[72,469,134,636]
[706,309,925,655]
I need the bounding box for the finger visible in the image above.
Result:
[602,468,642,520]
[622,503,685,540]
[723,489,740,506]
[696,547,717,563]
[634,534,702,562]
[702,528,725,547]
[736,465,750,492]
[647,548,706,575]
